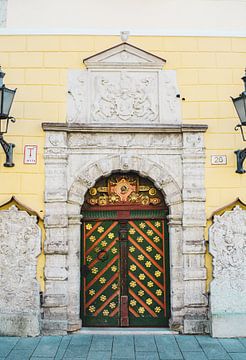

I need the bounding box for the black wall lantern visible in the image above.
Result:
[0,67,16,167]
[231,70,246,173]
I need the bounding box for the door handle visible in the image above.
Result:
[82,265,90,277]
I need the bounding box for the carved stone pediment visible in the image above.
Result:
[83,42,166,70]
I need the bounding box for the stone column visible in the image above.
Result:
[182,131,208,334]
[42,132,69,335]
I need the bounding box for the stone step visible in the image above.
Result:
[77,327,179,335]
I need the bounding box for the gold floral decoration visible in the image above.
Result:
[137,236,143,243]
[112,283,118,290]
[146,298,153,305]
[86,255,92,263]
[147,229,153,236]
[156,289,162,296]
[129,246,135,253]
[130,281,137,288]
[155,306,161,313]
[155,254,161,260]
[109,302,116,309]
[86,223,92,230]
[130,264,136,272]
[145,261,152,268]
[97,226,104,233]
[89,235,96,242]
[138,254,144,261]
[91,267,98,274]
[103,309,109,316]
[89,305,95,313]
[108,232,115,239]
[139,273,145,280]
[89,289,95,296]
[147,281,154,288]
[146,246,152,252]
[138,290,145,297]
[111,265,117,272]
[153,236,160,243]
[138,307,145,314]
[130,299,137,306]
[111,247,117,254]
[101,240,107,247]
[139,222,146,229]
[99,277,106,284]
[100,295,107,302]
[129,228,136,235]
[155,221,161,228]
[155,270,161,278]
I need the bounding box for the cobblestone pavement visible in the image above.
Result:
[0,334,246,360]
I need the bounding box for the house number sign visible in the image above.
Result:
[24,145,37,164]
[211,155,227,165]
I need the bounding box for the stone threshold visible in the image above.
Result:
[77,327,179,335]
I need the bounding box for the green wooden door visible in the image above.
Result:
[82,211,169,327]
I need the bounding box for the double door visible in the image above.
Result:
[81,210,169,327]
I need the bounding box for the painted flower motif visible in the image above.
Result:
[99,277,106,284]
[139,222,146,229]
[109,302,116,309]
[129,246,135,253]
[138,290,145,297]
[139,273,145,280]
[138,307,145,314]
[97,226,104,233]
[145,261,152,268]
[111,247,117,254]
[146,246,152,252]
[156,289,162,296]
[153,236,160,243]
[89,235,96,242]
[129,228,136,235]
[155,254,161,260]
[108,232,115,239]
[155,221,161,228]
[103,309,109,316]
[86,255,92,263]
[91,267,98,274]
[89,289,95,296]
[138,254,144,261]
[100,295,107,302]
[130,299,137,307]
[155,270,161,278]
[86,223,92,230]
[112,283,118,290]
[101,240,107,247]
[111,265,117,272]
[130,281,137,288]
[146,298,153,305]
[147,281,154,288]
[155,306,161,313]
[147,229,153,236]
[89,305,95,313]
[130,264,136,272]
[137,236,143,243]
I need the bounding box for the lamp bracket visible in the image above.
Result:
[0,135,15,167]
[235,124,246,142]
[235,148,246,174]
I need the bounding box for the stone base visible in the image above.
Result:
[41,319,68,335]
[0,313,40,337]
[211,313,246,338]
[183,317,209,334]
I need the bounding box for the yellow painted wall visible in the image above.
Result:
[0,35,246,288]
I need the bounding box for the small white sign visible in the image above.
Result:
[211,155,227,165]
[24,145,37,164]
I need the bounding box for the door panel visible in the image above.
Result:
[83,220,120,326]
[127,219,167,326]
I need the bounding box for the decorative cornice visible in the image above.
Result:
[42,123,208,133]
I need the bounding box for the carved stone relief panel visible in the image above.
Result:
[67,69,181,125]
[209,206,246,337]
[0,206,41,336]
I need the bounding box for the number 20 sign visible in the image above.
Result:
[211,155,227,165]
[24,145,37,164]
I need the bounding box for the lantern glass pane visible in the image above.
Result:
[0,118,9,134]
[0,88,2,114]
[233,95,246,125]
[2,87,15,118]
